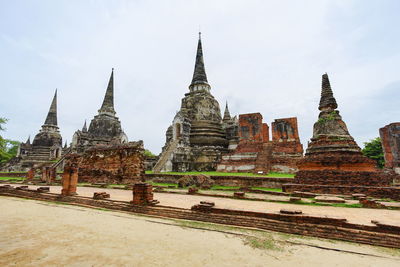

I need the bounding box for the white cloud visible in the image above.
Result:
[1,0,399,154]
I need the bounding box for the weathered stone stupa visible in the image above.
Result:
[71,69,128,153]
[11,91,63,170]
[153,34,232,172]
[284,74,392,193]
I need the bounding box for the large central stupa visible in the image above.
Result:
[153,34,234,172]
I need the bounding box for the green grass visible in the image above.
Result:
[251,187,283,192]
[150,182,179,188]
[146,171,294,178]
[0,177,24,181]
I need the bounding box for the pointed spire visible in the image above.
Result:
[99,69,116,115]
[82,120,87,132]
[190,32,209,88]
[26,135,31,145]
[223,101,231,121]
[319,73,338,111]
[44,89,58,126]
[64,140,67,148]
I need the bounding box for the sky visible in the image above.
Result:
[1,0,400,154]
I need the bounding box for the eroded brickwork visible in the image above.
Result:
[78,142,145,184]
[218,114,303,174]
[131,183,156,205]
[379,123,400,174]
[62,154,79,196]
[270,118,303,173]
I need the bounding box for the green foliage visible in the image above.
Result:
[0,117,8,131]
[0,118,21,163]
[143,149,156,158]
[317,111,338,124]
[362,137,385,168]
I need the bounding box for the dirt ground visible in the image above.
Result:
[1,196,399,267]
[9,184,400,226]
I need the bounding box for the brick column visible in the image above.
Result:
[26,168,35,180]
[132,183,156,205]
[61,154,79,196]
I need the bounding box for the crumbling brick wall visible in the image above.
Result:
[238,113,269,142]
[77,142,145,184]
[270,117,304,173]
[218,114,303,174]
[379,123,400,174]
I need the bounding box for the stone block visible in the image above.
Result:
[314,195,345,203]
[37,187,50,193]
[289,197,301,202]
[280,209,302,215]
[16,186,28,190]
[234,192,245,198]
[188,187,198,195]
[200,201,215,207]
[93,192,110,200]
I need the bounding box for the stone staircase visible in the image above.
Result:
[51,147,72,169]
[153,139,180,173]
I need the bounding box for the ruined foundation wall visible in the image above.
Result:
[1,187,400,249]
[283,184,400,201]
[77,142,145,184]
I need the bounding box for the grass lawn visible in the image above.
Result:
[146,171,294,178]
[251,187,283,192]
[150,182,178,188]
[0,177,24,181]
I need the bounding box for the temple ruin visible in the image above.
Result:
[380,123,400,174]
[71,69,128,153]
[283,74,396,198]
[7,91,64,171]
[153,34,236,172]
[217,113,303,174]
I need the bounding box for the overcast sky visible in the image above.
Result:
[1,0,400,154]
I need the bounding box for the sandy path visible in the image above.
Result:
[10,184,400,226]
[0,196,399,267]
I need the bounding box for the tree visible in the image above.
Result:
[362,137,385,169]
[0,118,21,163]
[143,149,156,158]
[0,117,7,131]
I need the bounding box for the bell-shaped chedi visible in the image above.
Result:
[294,73,391,186]
[154,33,231,172]
[71,69,128,153]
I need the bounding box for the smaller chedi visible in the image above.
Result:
[71,69,128,153]
[7,91,64,171]
[284,74,393,195]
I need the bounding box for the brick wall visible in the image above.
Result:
[77,142,145,184]
[1,187,399,249]
[380,123,400,172]
[145,173,292,188]
[283,183,400,201]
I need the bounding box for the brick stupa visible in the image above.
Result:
[286,74,392,190]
